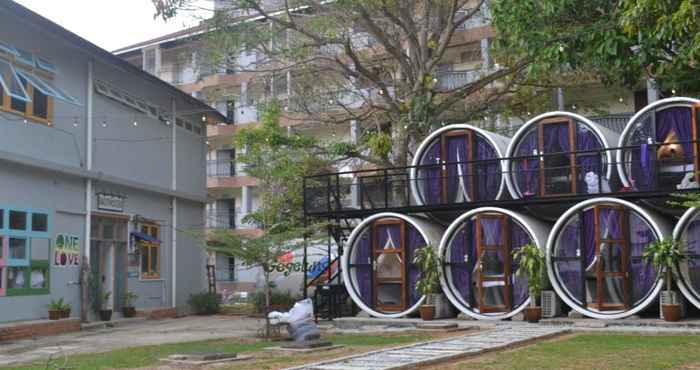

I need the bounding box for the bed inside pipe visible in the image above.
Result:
[438,207,550,320]
[673,207,700,310]
[410,124,510,224]
[505,112,619,221]
[340,213,444,318]
[617,97,700,215]
[546,197,672,319]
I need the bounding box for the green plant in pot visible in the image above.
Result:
[48,298,64,320]
[414,245,441,320]
[513,243,545,323]
[123,291,139,318]
[99,291,113,322]
[643,238,686,322]
[61,302,72,319]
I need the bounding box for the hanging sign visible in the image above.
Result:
[54,234,81,267]
[97,193,125,212]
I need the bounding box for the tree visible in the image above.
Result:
[492,0,700,94]
[152,0,534,168]
[206,102,327,336]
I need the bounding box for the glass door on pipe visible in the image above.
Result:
[441,130,474,203]
[538,118,577,196]
[475,214,512,313]
[590,205,631,311]
[692,103,700,185]
[372,219,407,312]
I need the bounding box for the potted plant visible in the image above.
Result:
[48,298,64,320]
[643,238,686,322]
[513,243,546,323]
[61,302,72,319]
[413,245,441,321]
[123,292,138,318]
[99,291,113,322]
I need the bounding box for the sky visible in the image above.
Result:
[15,0,211,52]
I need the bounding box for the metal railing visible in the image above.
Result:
[304,140,700,216]
[207,159,236,177]
[206,209,237,229]
[434,69,481,91]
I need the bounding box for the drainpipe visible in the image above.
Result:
[171,99,178,309]
[82,60,94,322]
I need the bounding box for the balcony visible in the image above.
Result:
[434,69,481,91]
[206,210,264,237]
[207,159,236,177]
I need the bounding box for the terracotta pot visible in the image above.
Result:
[99,309,113,322]
[60,309,71,319]
[122,307,137,318]
[48,310,61,320]
[524,307,542,323]
[419,305,435,321]
[662,304,681,322]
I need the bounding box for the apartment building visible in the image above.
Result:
[113,2,654,296]
[0,2,225,323]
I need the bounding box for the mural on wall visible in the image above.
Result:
[54,234,80,267]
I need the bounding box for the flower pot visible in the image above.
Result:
[524,307,542,323]
[99,309,113,322]
[61,309,71,319]
[48,309,61,320]
[122,306,137,318]
[419,305,435,320]
[662,304,681,322]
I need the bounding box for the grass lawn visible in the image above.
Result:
[430,333,700,370]
[1,332,437,370]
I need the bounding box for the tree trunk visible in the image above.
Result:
[264,269,271,338]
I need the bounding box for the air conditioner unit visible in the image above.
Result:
[541,291,561,318]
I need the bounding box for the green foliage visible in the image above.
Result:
[251,290,298,313]
[48,298,65,311]
[413,245,441,304]
[188,291,222,315]
[643,238,687,293]
[366,132,392,159]
[101,291,111,310]
[124,291,139,307]
[492,0,700,93]
[512,243,546,306]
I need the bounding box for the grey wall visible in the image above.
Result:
[175,199,207,312]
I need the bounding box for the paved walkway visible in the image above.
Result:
[288,325,568,370]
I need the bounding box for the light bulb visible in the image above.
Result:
[201,115,206,122]
[133,121,138,127]
[101,121,107,128]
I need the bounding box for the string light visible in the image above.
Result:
[672,89,677,95]
[165,120,171,126]
[571,104,577,110]
[618,97,624,103]
[101,121,107,128]
[133,121,138,127]
[201,115,206,122]
[73,118,79,128]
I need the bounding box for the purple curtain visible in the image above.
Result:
[475,136,501,201]
[656,107,694,161]
[515,130,539,196]
[448,221,476,306]
[420,141,442,204]
[354,229,372,306]
[598,208,622,239]
[684,218,700,297]
[510,222,532,307]
[406,225,426,305]
[576,125,603,190]
[446,135,470,203]
[558,219,584,301]
[543,123,571,153]
[629,213,657,303]
[583,210,596,268]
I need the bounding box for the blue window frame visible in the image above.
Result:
[35,57,56,74]
[0,59,30,102]
[13,47,35,68]
[0,41,19,57]
[16,70,81,106]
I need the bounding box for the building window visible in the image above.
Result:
[0,206,51,296]
[460,42,482,64]
[140,224,161,279]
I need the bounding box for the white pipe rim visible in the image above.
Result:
[409,124,507,206]
[504,111,614,199]
[615,97,700,187]
[438,207,539,320]
[340,212,427,318]
[673,207,700,310]
[545,197,665,319]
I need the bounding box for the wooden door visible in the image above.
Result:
[538,118,577,196]
[475,214,512,313]
[441,130,474,203]
[372,219,407,312]
[591,205,631,311]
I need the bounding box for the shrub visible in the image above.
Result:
[251,290,298,313]
[188,291,222,315]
